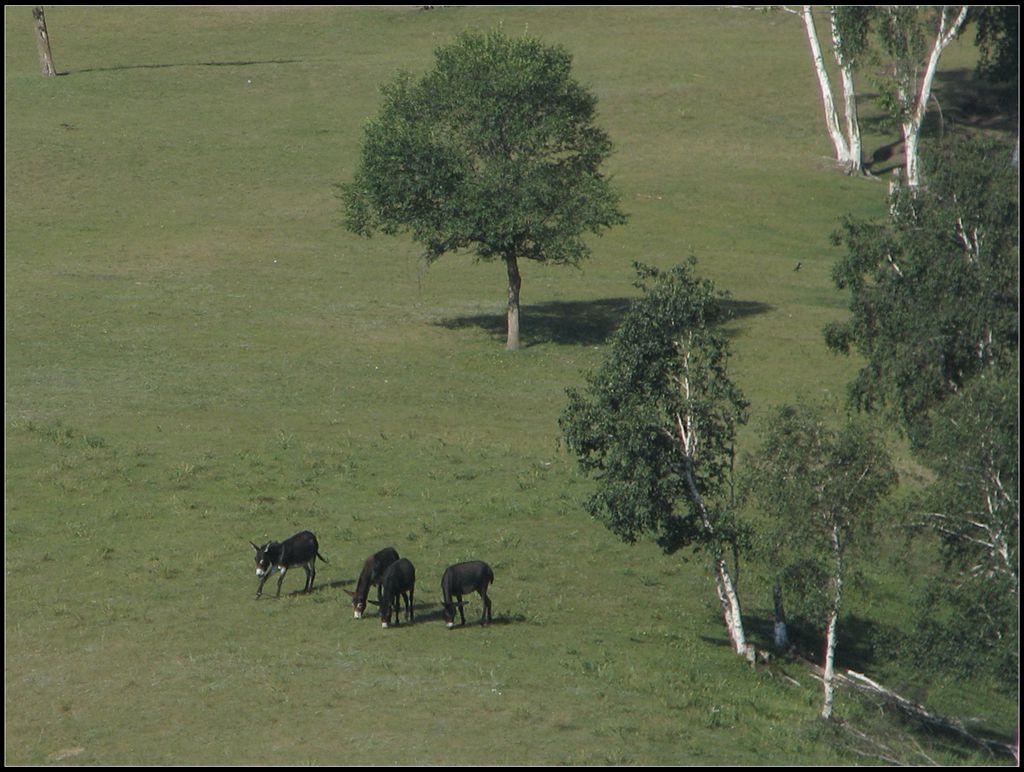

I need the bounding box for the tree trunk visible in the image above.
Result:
[713,553,753,661]
[773,581,789,651]
[837,75,862,172]
[675,427,752,660]
[900,5,969,190]
[838,67,863,174]
[830,10,864,175]
[505,255,522,351]
[33,6,57,78]
[803,6,853,169]
[902,121,922,190]
[821,524,843,720]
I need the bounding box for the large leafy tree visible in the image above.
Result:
[825,134,1018,449]
[826,134,1019,682]
[342,30,626,350]
[745,406,897,720]
[561,260,752,658]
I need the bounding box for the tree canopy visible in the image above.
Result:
[341,29,626,349]
[745,405,897,718]
[561,260,747,552]
[909,366,1019,679]
[561,260,752,656]
[824,134,1018,447]
[826,133,1019,683]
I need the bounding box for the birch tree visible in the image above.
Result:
[800,6,870,175]
[825,134,1018,449]
[874,5,969,189]
[561,260,753,659]
[827,134,1018,680]
[746,406,897,720]
[910,369,1019,678]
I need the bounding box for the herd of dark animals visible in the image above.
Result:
[249,531,495,629]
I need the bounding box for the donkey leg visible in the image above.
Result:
[305,563,315,593]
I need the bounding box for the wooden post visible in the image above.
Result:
[33,6,57,78]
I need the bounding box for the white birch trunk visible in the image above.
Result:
[820,523,843,720]
[901,6,969,189]
[674,408,752,661]
[802,6,853,169]
[713,552,752,661]
[839,66,862,173]
[831,9,863,174]
[902,123,922,190]
[773,581,789,650]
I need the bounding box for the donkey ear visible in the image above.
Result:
[250,541,260,551]
[342,589,356,598]
[366,599,380,606]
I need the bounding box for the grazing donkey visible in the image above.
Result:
[344,546,400,618]
[250,531,327,598]
[379,558,416,628]
[440,560,494,628]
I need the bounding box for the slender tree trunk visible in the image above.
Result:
[505,255,522,351]
[675,425,751,660]
[803,6,853,170]
[902,123,922,190]
[828,9,865,174]
[838,68,863,174]
[821,523,843,720]
[899,5,969,189]
[713,553,752,661]
[33,6,57,78]
[773,581,790,651]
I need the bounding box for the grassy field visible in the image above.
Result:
[5,6,1016,765]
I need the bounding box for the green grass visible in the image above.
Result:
[5,6,1016,765]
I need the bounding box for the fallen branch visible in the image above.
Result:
[813,664,1017,760]
[834,719,910,766]
[779,647,1017,760]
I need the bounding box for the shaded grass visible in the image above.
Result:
[5,5,1016,766]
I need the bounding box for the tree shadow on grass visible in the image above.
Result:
[738,610,898,675]
[60,59,300,76]
[437,297,632,347]
[436,297,772,348]
[929,68,1018,135]
[857,68,1017,175]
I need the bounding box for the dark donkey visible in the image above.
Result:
[441,560,494,628]
[344,547,400,619]
[250,530,327,598]
[379,558,416,628]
